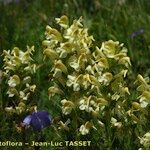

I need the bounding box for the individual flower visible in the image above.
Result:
[85,65,95,75]
[43,48,59,60]
[57,42,74,58]
[48,86,63,97]
[140,132,150,148]
[52,60,68,78]
[79,121,96,135]
[29,85,36,92]
[7,87,18,97]
[63,17,83,40]
[23,76,31,84]
[5,106,15,113]
[118,56,131,68]
[66,75,80,91]
[61,99,75,115]
[110,117,122,128]
[58,119,70,131]
[22,111,52,131]
[101,40,120,58]
[98,72,113,85]
[79,124,89,135]
[8,75,20,87]
[78,96,104,115]
[79,96,91,112]
[111,93,120,101]
[95,58,109,70]
[55,15,69,29]
[19,91,30,101]
[82,74,92,89]
[135,74,150,91]
[138,91,150,108]
[45,25,62,42]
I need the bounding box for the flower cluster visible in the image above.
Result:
[43,16,131,135]
[127,74,150,124]
[2,46,37,114]
[136,74,150,108]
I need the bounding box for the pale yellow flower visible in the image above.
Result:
[8,75,20,87]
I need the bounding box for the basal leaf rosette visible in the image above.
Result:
[2,46,37,114]
[43,16,131,135]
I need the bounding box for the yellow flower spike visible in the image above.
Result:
[8,75,20,87]
[43,48,59,60]
[55,15,69,29]
[54,60,68,74]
